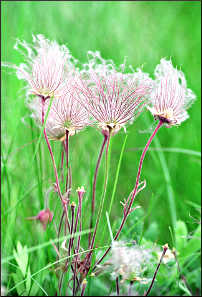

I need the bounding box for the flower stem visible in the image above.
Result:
[65,130,69,192]
[41,97,64,204]
[73,194,83,296]
[86,131,111,264]
[144,244,168,296]
[92,120,163,270]
[88,134,108,246]
[60,142,65,182]
[116,276,120,296]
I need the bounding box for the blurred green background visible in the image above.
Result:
[2,1,201,295]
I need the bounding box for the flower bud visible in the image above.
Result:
[27,208,53,230]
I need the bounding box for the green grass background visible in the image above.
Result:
[2,1,201,295]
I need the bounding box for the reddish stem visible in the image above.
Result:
[41,98,64,204]
[68,204,76,256]
[116,276,120,296]
[65,130,69,192]
[88,133,111,261]
[73,193,84,295]
[144,244,168,296]
[93,120,163,270]
[88,134,108,246]
[60,142,65,182]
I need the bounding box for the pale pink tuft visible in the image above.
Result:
[13,35,78,98]
[29,87,91,140]
[147,59,196,127]
[74,58,152,136]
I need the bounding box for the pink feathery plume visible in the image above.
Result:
[74,69,152,136]
[147,58,196,127]
[13,35,78,99]
[28,85,91,140]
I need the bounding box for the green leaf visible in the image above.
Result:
[13,241,28,278]
[175,220,188,253]
[12,271,25,296]
[26,266,31,294]
[179,280,192,296]
[29,279,39,296]
[179,224,201,265]
[144,222,159,242]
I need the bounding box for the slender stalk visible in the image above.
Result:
[116,276,120,296]
[144,244,168,296]
[41,97,64,204]
[88,134,108,246]
[87,132,111,262]
[64,203,69,236]
[57,210,65,251]
[81,279,87,296]
[73,192,84,296]
[59,203,76,294]
[60,142,65,182]
[76,195,83,256]
[72,202,81,248]
[68,203,76,256]
[172,249,193,295]
[65,130,69,192]
[101,135,127,243]
[93,121,163,270]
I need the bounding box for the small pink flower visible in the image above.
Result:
[147,59,196,127]
[26,208,53,230]
[14,35,77,98]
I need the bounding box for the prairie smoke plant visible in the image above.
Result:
[75,60,152,260]
[28,89,90,140]
[29,84,90,204]
[93,60,196,270]
[75,69,151,136]
[13,34,77,99]
[147,58,196,127]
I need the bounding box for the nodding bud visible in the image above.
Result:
[26,208,53,230]
[76,186,85,200]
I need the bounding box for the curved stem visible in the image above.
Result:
[144,244,168,296]
[88,134,108,246]
[93,120,163,270]
[41,98,64,204]
[65,130,69,192]
[87,132,111,264]
[57,210,65,250]
[60,142,65,182]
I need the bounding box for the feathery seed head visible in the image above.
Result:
[28,87,90,140]
[147,58,196,127]
[110,241,153,282]
[14,35,78,99]
[75,67,151,136]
